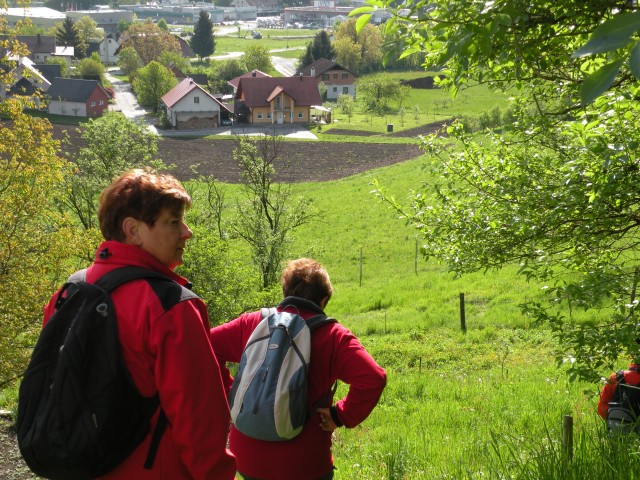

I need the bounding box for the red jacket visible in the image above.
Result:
[209,297,387,480]
[43,241,236,480]
[598,364,640,419]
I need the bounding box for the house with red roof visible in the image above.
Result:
[234,74,322,125]
[227,69,271,94]
[160,77,231,129]
[299,58,357,100]
[46,78,111,117]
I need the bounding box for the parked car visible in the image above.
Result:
[221,118,233,126]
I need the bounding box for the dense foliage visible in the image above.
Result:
[357,0,640,381]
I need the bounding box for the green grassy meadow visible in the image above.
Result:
[186,148,622,478]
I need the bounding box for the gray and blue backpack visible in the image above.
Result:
[229,306,335,441]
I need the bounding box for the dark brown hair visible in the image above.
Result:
[98,169,192,242]
[281,258,333,306]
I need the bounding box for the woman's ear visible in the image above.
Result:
[122,217,141,245]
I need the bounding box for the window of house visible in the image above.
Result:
[257,112,263,119]
[99,100,104,105]
[298,112,303,118]
[90,101,96,107]
[342,73,348,78]
[267,112,272,119]
[333,87,338,92]
[276,97,281,108]
[343,87,349,94]
[333,73,338,79]
[194,96,200,103]
[322,73,329,81]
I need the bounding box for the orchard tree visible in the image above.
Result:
[356,74,402,113]
[120,20,181,64]
[232,135,315,289]
[337,94,355,122]
[191,10,216,62]
[242,44,273,73]
[355,0,640,382]
[132,60,177,111]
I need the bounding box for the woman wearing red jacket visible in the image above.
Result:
[598,362,640,420]
[43,170,236,479]
[209,258,387,480]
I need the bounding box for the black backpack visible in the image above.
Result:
[606,368,640,434]
[17,266,198,480]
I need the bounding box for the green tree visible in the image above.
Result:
[56,17,86,58]
[46,56,69,77]
[121,20,181,64]
[158,50,189,73]
[75,15,103,45]
[157,18,169,32]
[311,30,334,61]
[58,112,164,237]
[356,74,401,113]
[357,0,640,382]
[337,93,355,123]
[117,46,143,77]
[333,36,360,74]
[242,44,273,74]
[232,135,315,289]
[297,44,315,71]
[334,18,382,74]
[0,101,87,386]
[190,10,216,62]
[117,18,131,33]
[76,55,105,81]
[132,60,177,112]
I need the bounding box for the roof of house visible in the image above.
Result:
[15,35,56,55]
[231,0,280,7]
[236,75,322,107]
[161,77,228,111]
[299,58,356,78]
[34,64,61,83]
[174,35,194,58]
[228,69,271,90]
[47,78,108,102]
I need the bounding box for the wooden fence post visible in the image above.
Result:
[562,415,573,463]
[460,293,466,333]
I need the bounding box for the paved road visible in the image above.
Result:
[105,70,158,134]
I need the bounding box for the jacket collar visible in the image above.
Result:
[277,296,325,315]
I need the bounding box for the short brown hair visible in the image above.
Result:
[281,258,333,306]
[98,169,192,242]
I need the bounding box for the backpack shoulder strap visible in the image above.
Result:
[85,267,199,311]
[260,307,277,319]
[305,314,336,333]
[616,369,626,385]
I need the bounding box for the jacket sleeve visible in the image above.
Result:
[331,326,387,428]
[209,312,259,394]
[150,299,236,479]
[598,372,618,420]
